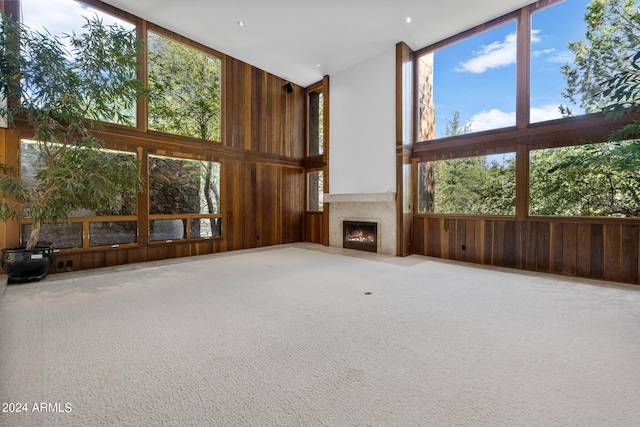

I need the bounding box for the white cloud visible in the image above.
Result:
[530,29,542,44]
[530,28,575,64]
[21,0,132,37]
[456,28,573,72]
[531,103,566,122]
[468,109,515,132]
[467,104,569,130]
[455,32,517,74]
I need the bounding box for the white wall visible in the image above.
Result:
[329,47,396,195]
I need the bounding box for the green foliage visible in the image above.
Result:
[444,110,471,137]
[418,156,515,215]
[562,0,640,113]
[0,13,146,249]
[147,34,221,217]
[421,143,640,218]
[602,48,640,149]
[147,32,221,141]
[560,0,640,190]
[530,142,640,217]
[431,156,515,215]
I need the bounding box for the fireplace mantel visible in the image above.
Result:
[324,192,396,204]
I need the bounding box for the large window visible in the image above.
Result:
[21,0,139,126]
[147,31,221,142]
[417,154,516,215]
[530,141,640,217]
[149,155,221,241]
[417,0,611,140]
[414,0,640,220]
[418,21,517,141]
[20,140,138,248]
[530,0,591,122]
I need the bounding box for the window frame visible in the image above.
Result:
[307,86,324,157]
[18,139,141,250]
[412,0,639,221]
[413,0,578,145]
[145,25,224,143]
[416,18,519,141]
[306,169,324,213]
[147,153,223,243]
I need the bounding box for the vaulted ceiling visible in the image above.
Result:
[102,0,535,87]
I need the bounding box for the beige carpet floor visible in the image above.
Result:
[1,243,639,426]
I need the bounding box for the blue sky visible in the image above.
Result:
[431,0,591,138]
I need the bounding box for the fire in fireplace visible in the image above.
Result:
[343,221,377,252]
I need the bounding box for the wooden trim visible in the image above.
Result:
[413,213,640,226]
[414,0,563,57]
[20,216,138,223]
[321,75,330,175]
[137,147,149,246]
[303,155,324,169]
[306,80,324,93]
[528,0,565,14]
[79,0,141,26]
[0,128,21,248]
[415,213,517,221]
[303,73,323,214]
[149,214,223,220]
[396,42,414,256]
[1,0,20,19]
[412,113,640,161]
[136,20,148,132]
[415,11,518,56]
[516,7,530,129]
[80,1,225,61]
[515,144,529,221]
[322,75,330,246]
[527,216,640,225]
[146,23,224,60]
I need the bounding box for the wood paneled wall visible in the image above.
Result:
[1,25,307,273]
[224,57,304,157]
[256,162,303,247]
[305,212,324,244]
[413,216,640,285]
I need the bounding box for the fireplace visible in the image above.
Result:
[343,221,377,253]
[324,192,395,256]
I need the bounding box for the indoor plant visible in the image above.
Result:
[0,13,146,283]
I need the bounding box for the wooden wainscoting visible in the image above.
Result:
[413,216,640,285]
[48,239,223,274]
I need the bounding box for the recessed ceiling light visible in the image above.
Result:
[316,63,322,68]
[405,17,413,24]
[237,21,245,27]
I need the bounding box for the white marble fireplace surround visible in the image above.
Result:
[324,192,397,256]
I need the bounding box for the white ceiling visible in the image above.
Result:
[101,0,534,87]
